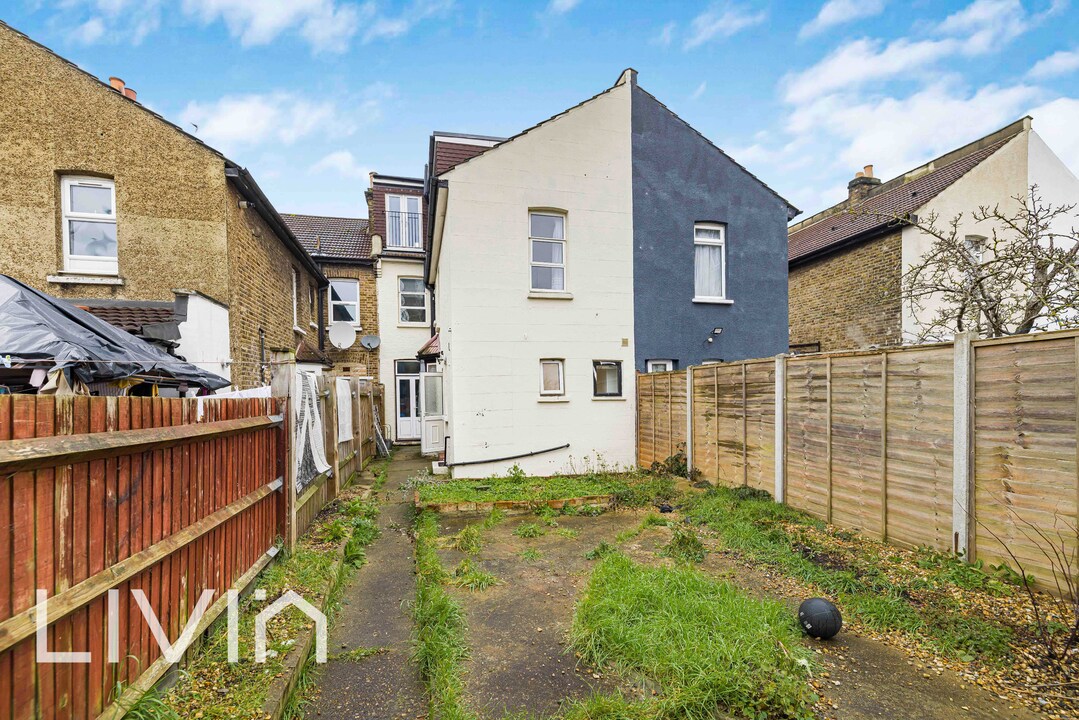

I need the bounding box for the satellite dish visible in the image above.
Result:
[328,322,357,350]
[360,334,381,350]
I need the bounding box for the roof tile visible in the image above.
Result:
[281,214,371,262]
[788,136,1016,263]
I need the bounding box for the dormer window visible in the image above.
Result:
[62,176,117,275]
[386,194,422,249]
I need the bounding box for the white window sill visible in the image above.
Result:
[693,297,733,305]
[383,246,424,253]
[592,396,626,401]
[293,325,307,335]
[48,273,123,286]
[538,396,569,403]
[398,322,429,328]
[528,291,573,301]
[308,321,318,330]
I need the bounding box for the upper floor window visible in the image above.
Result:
[62,176,117,275]
[329,278,360,326]
[693,223,726,301]
[646,359,676,373]
[399,277,428,325]
[540,359,565,396]
[530,212,565,292]
[386,194,422,249]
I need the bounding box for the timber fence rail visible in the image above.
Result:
[637,328,1079,591]
[0,395,284,720]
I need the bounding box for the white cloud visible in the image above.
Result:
[783,37,956,105]
[181,0,361,53]
[309,150,369,179]
[546,0,582,15]
[690,81,707,100]
[179,92,345,154]
[1028,97,1079,177]
[936,0,1030,54]
[362,0,454,43]
[1029,49,1079,79]
[683,3,767,50]
[653,21,677,47]
[61,0,162,45]
[799,0,886,39]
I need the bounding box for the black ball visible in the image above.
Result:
[798,598,842,639]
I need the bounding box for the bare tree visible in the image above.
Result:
[853,185,1079,342]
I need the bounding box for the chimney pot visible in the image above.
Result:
[855,171,865,178]
[123,87,137,101]
[109,76,125,92]
[864,164,874,178]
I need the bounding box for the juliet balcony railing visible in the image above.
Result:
[385,211,423,249]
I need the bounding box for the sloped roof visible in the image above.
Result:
[282,214,372,263]
[296,338,333,366]
[434,141,494,175]
[81,304,175,332]
[788,121,1027,264]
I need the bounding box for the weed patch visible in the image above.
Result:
[416,468,676,508]
[513,523,545,539]
[662,527,706,564]
[569,554,815,719]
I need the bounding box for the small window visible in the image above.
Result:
[540,359,565,396]
[399,277,428,324]
[593,360,622,397]
[386,194,422,249]
[396,359,422,375]
[62,176,117,274]
[964,234,987,264]
[646,360,676,373]
[694,223,726,301]
[530,212,565,292]
[329,279,360,325]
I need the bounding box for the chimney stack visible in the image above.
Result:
[848,163,881,204]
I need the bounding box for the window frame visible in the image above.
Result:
[291,268,299,328]
[385,194,423,250]
[398,276,428,326]
[592,360,623,398]
[693,222,727,302]
[61,175,118,275]
[529,211,567,293]
[646,359,676,373]
[539,359,565,397]
[328,278,361,328]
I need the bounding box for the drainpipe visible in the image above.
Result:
[318,285,326,352]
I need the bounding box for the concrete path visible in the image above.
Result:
[303,447,429,720]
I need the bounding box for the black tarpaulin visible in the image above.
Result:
[0,274,229,390]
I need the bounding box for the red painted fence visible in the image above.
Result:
[0,395,284,720]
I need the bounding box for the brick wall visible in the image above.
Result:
[321,263,380,380]
[788,231,902,352]
[226,184,322,388]
[0,23,230,303]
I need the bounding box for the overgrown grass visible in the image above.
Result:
[513,522,545,539]
[569,554,816,720]
[451,558,501,591]
[662,527,706,564]
[415,467,676,508]
[586,542,617,560]
[684,486,1019,664]
[412,511,476,720]
[519,548,543,562]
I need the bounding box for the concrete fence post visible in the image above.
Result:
[774,354,787,503]
[952,332,974,557]
[685,367,694,477]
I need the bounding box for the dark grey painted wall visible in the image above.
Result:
[630,85,791,372]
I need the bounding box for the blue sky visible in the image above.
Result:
[7,1,1079,218]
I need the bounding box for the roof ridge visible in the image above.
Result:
[284,212,369,222]
[790,119,1029,234]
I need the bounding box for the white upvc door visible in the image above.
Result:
[396,375,420,440]
[419,370,445,456]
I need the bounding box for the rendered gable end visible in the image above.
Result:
[434,80,635,477]
[630,85,793,368]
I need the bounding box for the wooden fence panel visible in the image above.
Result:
[785,357,831,520]
[884,347,953,550]
[712,365,746,488]
[744,361,776,493]
[974,337,1079,586]
[637,372,686,469]
[0,395,283,720]
[830,355,884,537]
[690,367,717,483]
